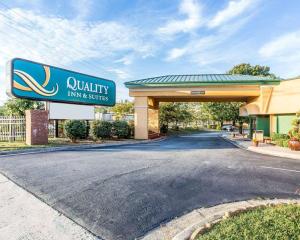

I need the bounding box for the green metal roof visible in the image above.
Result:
[125,74,281,88]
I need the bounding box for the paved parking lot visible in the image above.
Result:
[0,132,300,240]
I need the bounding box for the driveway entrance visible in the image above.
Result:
[124,74,281,139]
[0,132,299,240]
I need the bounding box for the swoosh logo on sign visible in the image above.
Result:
[13,65,59,97]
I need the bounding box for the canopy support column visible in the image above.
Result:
[134,97,149,139]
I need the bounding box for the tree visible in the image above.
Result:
[3,99,43,116]
[111,100,134,120]
[200,102,246,127]
[228,63,276,78]
[159,103,193,129]
[159,103,178,128]
[175,104,193,128]
[0,105,5,115]
[95,106,109,114]
[200,103,228,127]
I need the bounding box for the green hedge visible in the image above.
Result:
[64,120,87,142]
[271,133,289,141]
[91,120,132,140]
[91,120,112,139]
[271,133,290,148]
[275,139,289,147]
[112,120,131,139]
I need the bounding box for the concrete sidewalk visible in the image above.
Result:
[222,134,300,160]
[0,173,99,240]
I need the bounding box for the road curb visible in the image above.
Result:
[0,137,167,157]
[142,199,300,240]
[221,135,300,160]
[173,199,300,240]
[220,134,248,149]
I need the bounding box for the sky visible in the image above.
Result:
[1,0,300,104]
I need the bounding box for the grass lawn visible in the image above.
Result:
[0,140,62,151]
[0,138,136,152]
[0,141,46,151]
[197,204,300,240]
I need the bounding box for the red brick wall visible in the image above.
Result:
[25,110,48,145]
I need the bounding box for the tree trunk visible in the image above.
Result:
[239,121,243,134]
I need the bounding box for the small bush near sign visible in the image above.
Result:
[64,120,86,142]
[91,120,112,140]
[112,121,131,139]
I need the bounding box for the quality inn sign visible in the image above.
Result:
[8,58,116,106]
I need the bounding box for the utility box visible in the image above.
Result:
[253,130,264,142]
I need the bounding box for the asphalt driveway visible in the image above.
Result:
[0,132,300,240]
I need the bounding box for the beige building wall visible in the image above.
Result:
[270,114,277,133]
[243,78,300,115]
[134,97,148,139]
[148,108,159,133]
[267,78,300,114]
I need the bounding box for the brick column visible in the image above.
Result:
[25,110,49,145]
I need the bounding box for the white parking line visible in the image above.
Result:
[260,166,300,173]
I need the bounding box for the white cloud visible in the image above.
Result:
[166,47,187,61]
[208,0,257,28]
[71,0,93,20]
[107,68,131,80]
[0,8,152,66]
[259,30,300,77]
[157,0,203,36]
[114,55,134,65]
[166,16,252,63]
[259,30,300,60]
[0,8,154,103]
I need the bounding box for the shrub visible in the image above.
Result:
[64,120,86,142]
[275,139,284,147]
[128,120,134,138]
[112,120,131,139]
[274,138,290,148]
[271,133,289,141]
[283,139,289,148]
[91,120,112,139]
[160,124,168,134]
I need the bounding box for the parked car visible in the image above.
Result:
[222,124,234,131]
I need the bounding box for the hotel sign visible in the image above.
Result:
[8,58,116,106]
[191,90,205,95]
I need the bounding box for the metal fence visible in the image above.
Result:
[0,116,58,141]
[0,116,26,141]
[48,120,56,138]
